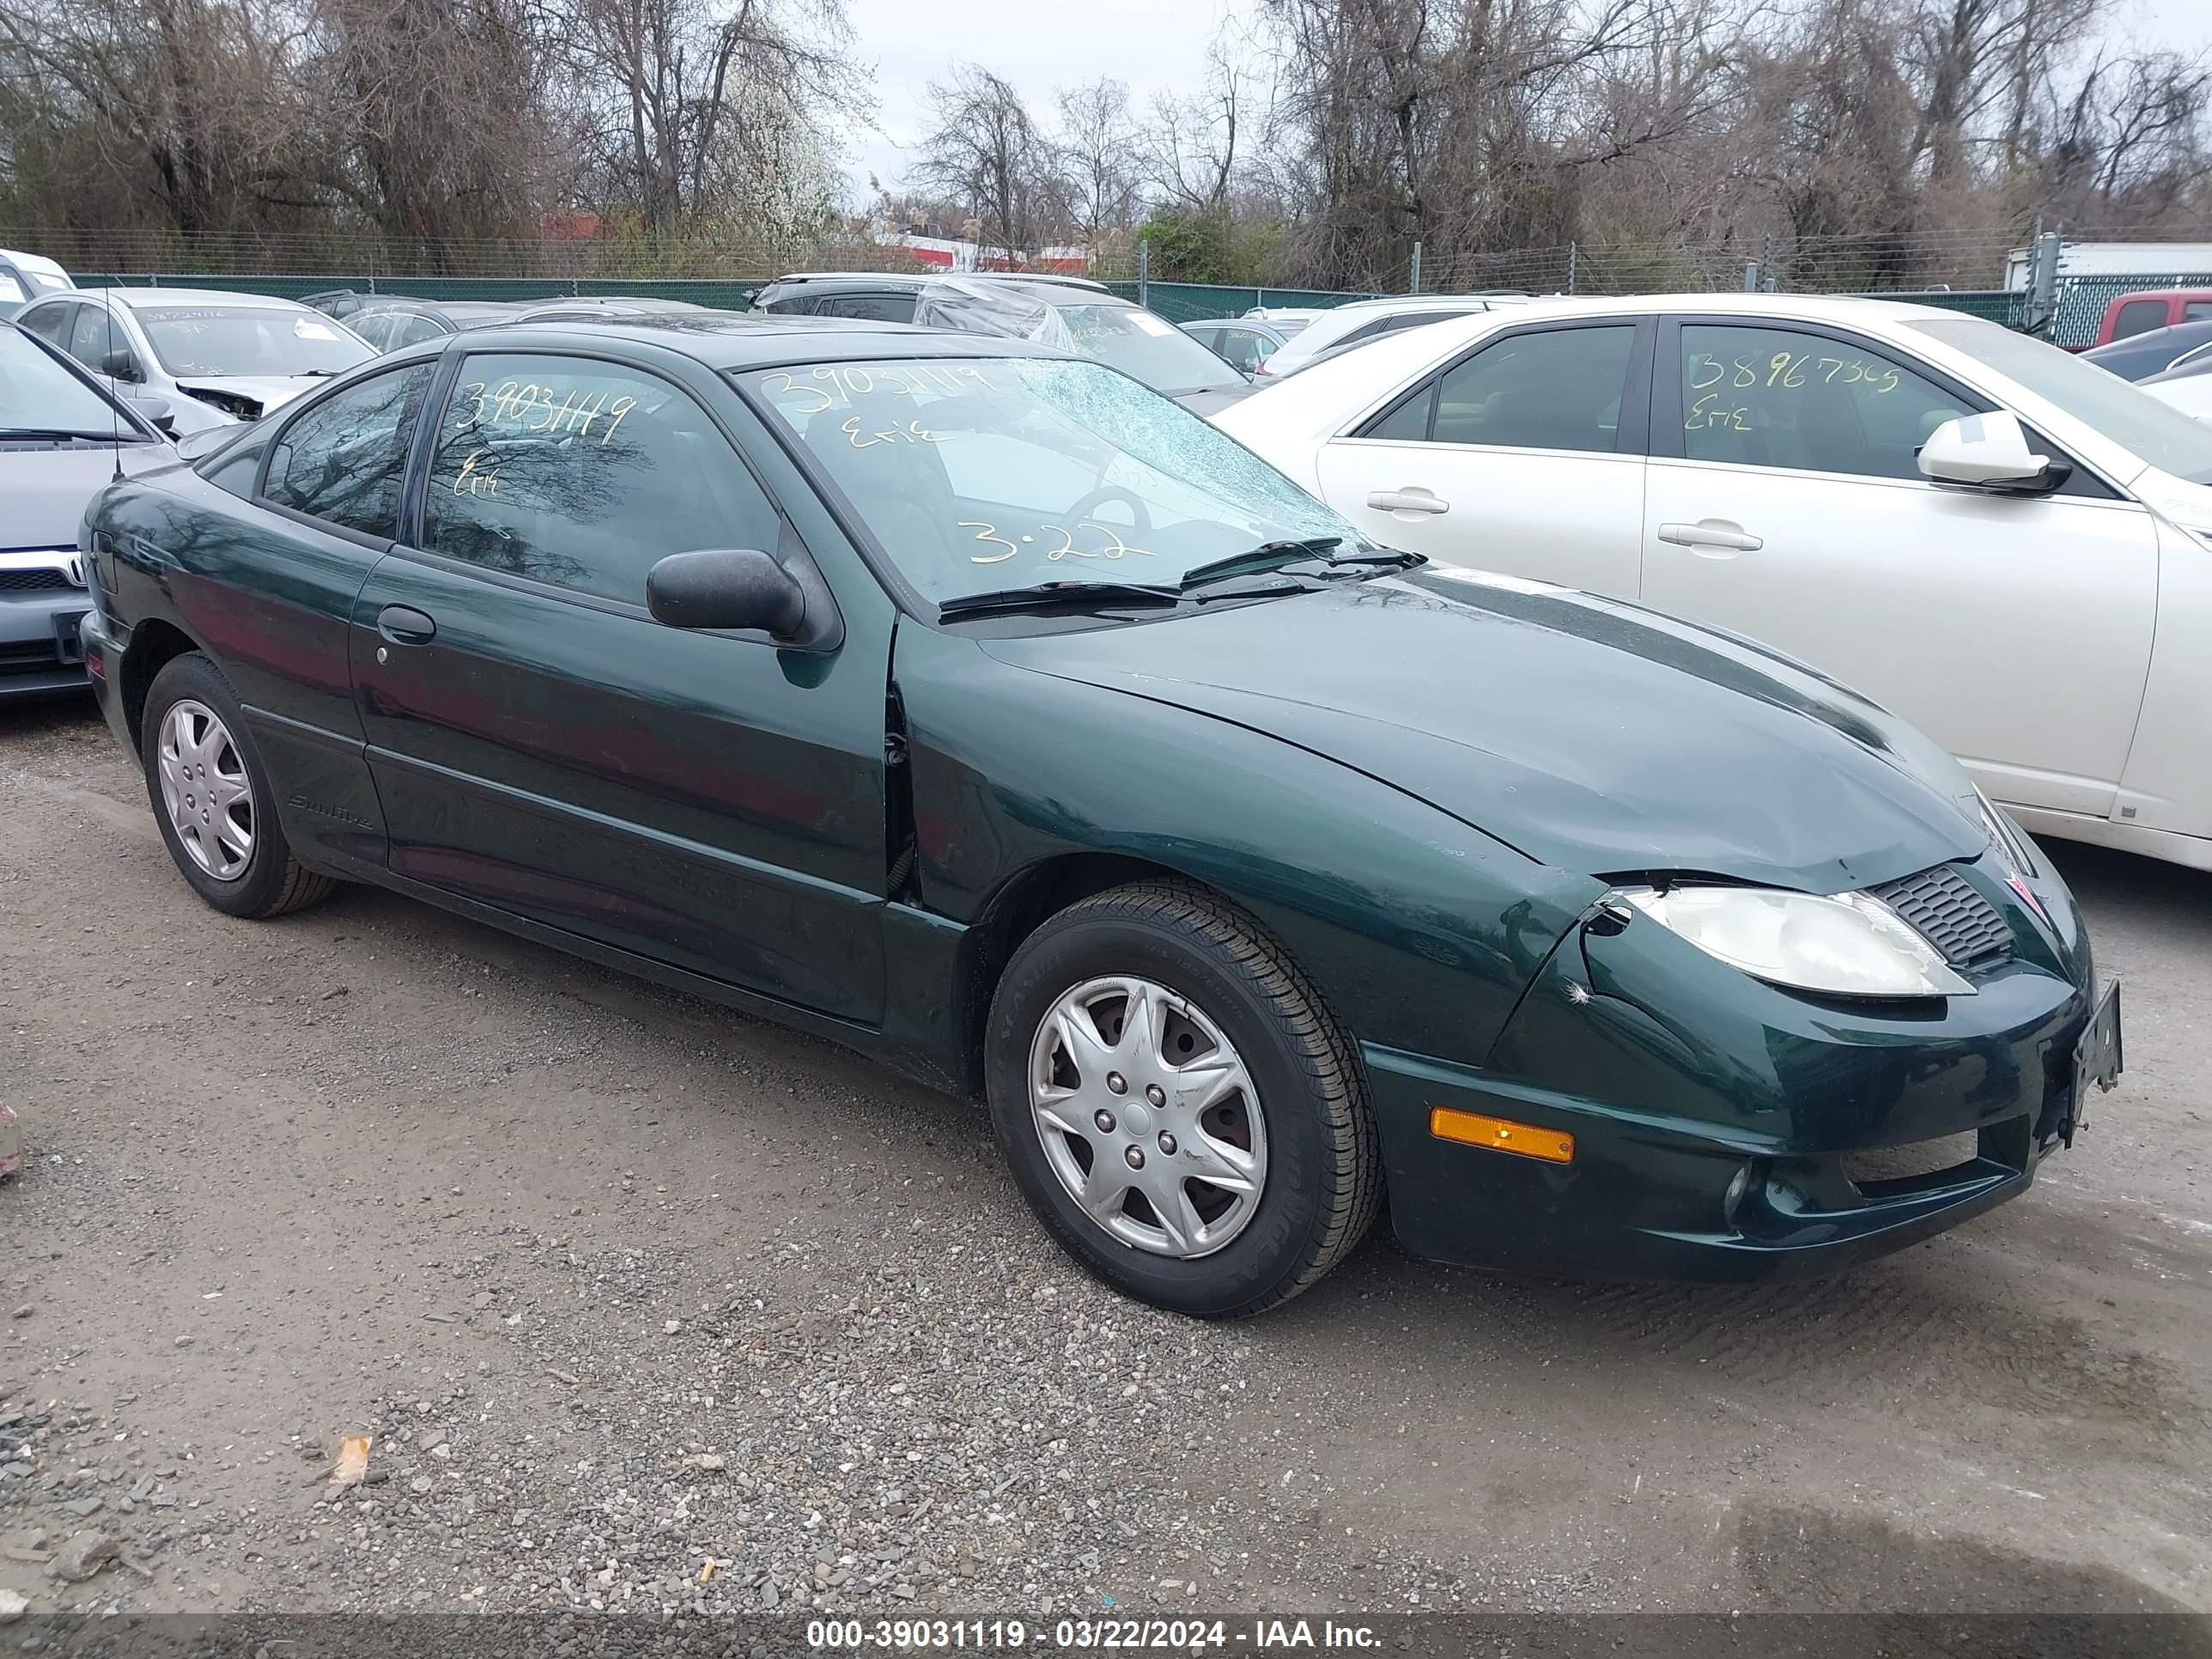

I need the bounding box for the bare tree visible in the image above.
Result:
[1052,76,1142,246]
[911,64,1053,262]
[562,0,855,233]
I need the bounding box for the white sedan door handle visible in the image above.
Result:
[1658,519,1763,553]
[1369,488,1450,515]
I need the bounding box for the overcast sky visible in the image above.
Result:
[830,0,2212,209]
[833,0,1240,205]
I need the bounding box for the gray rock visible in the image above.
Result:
[49,1530,118,1583]
[0,1589,27,1623]
[61,1496,103,1517]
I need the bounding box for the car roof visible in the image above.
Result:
[376,312,1072,371]
[1334,291,1982,325]
[1182,317,1279,329]
[2088,317,2212,351]
[1316,294,1523,317]
[80,287,322,311]
[2110,286,2212,301]
[764,270,1111,293]
[1,249,71,279]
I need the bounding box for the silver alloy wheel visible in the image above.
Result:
[1028,975,1268,1258]
[156,698,255,882]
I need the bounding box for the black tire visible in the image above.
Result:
[985,880,1381,1317]
[140,653,337,920]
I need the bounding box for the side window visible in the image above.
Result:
[19,302,73,348]
[421,354,781,605]
[2112,301,2169,340]
[69,303,116,369]
[395,313,448,346]
[1361,381,1437,441]
[1430,325,1636,453]
[761,293,821,315]
[1677,324,1968,480]
[1218,329,1270,372]
[1334,317,1395,348]
[1381,309,1474,336]
[262,362,434,538]
[2184,301,2212,323]
[348,313,396,351]
[823,293,916,322]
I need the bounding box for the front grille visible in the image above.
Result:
[1867,864,2014,969]
[0,568,75,593]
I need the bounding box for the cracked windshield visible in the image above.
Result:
[743,357,1369,602]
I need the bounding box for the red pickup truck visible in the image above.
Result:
[2089,288,2212,346]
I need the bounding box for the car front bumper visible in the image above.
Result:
[78,607,131,746]
[1364,856,2105,1282]
[0,588,93,699]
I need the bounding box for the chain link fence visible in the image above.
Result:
[9,221,2209,343]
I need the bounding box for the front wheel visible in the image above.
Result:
[141,653,336,920]
[985,881,1380,1317]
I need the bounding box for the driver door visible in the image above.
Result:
[351,349,895,1020]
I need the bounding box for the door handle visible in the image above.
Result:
[376,604,437,646]
[1657,520,1763,553]
[1368,488,1449,515]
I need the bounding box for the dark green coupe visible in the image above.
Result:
[78,315,2120,1316]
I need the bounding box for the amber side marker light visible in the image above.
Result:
[1429,1106,1574,1164]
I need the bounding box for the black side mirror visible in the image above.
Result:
[100,349,143,384]
[647,548,822,643]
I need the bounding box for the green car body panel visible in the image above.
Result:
[77,320,2107,1285]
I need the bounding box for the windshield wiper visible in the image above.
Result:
[0,427,151,443]
[1176,538,1426,591]
[936,579,1186,621]
[1176,538,1345,589]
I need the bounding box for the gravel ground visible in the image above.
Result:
[3,697,2209,1625]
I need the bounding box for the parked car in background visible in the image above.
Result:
[2086,288,2212,348]
[14,288,374,426]
[2141,358,2212,422]
[749,270,1111,321]
[1180,317,1289,374]
[2080,319,2212,381]
[1218,292,2212,872]
[1243,306,1326,336]
[0,320,172,697]
[0,248,74,319]
[904,277,1253,412]
[1249,295,1528,381]
[76,313,2113,1313]
[344,299,526,351]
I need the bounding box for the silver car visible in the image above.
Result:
[13,286,375,432]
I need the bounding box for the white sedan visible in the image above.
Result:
[13,286,376,430]
[1216,292,2212,872]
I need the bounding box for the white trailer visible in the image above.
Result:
[2005,240,2212,287]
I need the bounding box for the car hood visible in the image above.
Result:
[173,374,322,416]
[3,441,174,550]
[979,565,1985,893]
[1175,386,1259,417]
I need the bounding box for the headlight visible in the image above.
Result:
[1620,885,1973,999]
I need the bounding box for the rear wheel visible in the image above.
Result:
[985,881,1379,1317]
[142,653,335,920]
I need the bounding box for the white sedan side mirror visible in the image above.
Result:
[1918,410,2053,488]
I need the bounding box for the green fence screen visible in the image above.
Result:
[65,269,2207,347]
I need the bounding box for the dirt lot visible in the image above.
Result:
[2,696,2209,1623]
